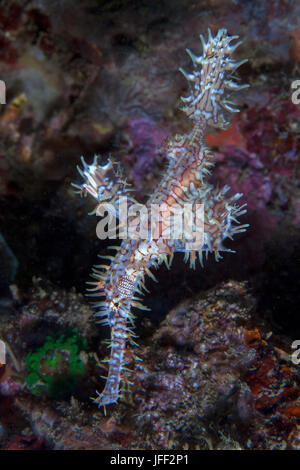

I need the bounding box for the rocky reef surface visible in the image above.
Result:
[1,280,299,450]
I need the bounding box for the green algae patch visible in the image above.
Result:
[25,329,87,399]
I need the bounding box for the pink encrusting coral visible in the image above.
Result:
[73,29,249,409]
[122,117,169,191]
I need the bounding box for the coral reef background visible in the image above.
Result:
[0,0,299,450]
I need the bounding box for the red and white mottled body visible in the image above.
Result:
[73,29,249,407]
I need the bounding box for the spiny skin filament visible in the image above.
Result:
[73,28,249,408]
